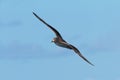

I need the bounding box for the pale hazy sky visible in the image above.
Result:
[0,0,120,80]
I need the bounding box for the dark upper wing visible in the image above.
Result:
[70,44,94,66]
[33,12,63,39]
[61,42,94,66]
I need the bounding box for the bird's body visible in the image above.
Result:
[33,12,94,66]
[54,40,72,49]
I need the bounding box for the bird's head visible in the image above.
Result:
[51,37,57,43]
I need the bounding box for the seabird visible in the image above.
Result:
[33,12,94,66]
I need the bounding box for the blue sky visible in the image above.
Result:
[0,0,120,80]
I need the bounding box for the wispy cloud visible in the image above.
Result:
[0,20,22,27]
[0,42,45,59]
[0,41,68,59]
[87,32,120,53]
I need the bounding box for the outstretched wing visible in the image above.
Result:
[61,42,94,66]
[70,44,94,66]
[33,12,63,39]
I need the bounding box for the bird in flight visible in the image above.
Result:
[33,12,94,66]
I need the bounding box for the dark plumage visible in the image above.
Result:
[33,12,94,66]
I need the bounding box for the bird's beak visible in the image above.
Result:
[51,40,54,43]
[51,41,53,43]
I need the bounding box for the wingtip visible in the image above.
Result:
[88,62,95,66]
[90,63,95,66]
[32,11,35,15]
